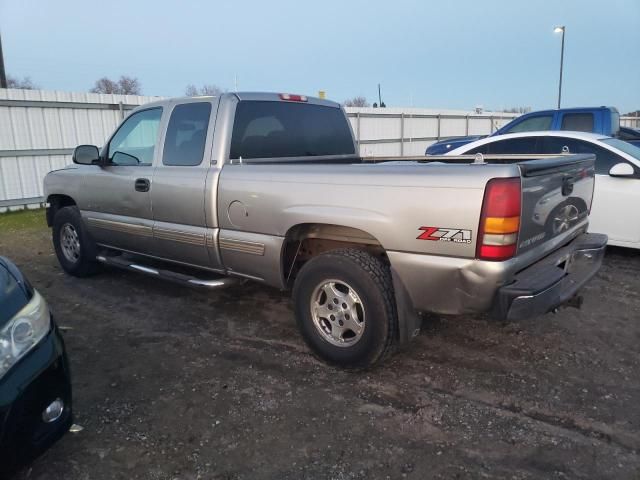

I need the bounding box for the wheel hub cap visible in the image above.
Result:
[310,280,365,347]
[553,204,580,234]
[60,223,81,263]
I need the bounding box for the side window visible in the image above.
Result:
[541,137,624,174]
[108,108,162,166]
[560,113,594,132]
[504,115,552,133]
[230,101,355,159]
[486,137,541,154]
[163,102,212,166]
[466,144,489,155]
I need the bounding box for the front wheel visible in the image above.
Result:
[292,249,397,369]
[52,206,100,277]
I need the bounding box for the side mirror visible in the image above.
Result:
[72,145,100,165]
[609,162,635,177]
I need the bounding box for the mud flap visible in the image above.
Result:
[391,268,422,344]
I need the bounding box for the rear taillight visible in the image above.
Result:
[477,177,521,261]
[279,93,308,102]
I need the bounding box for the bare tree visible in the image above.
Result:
[185,84,223,96]
[6,75,37,89]
[117,76,142,95]
[185,84,199,97]
[343,96,370,108]
[90,77,119,94]
[90,76,142,95]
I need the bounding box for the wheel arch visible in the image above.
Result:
[280,223,385,287]
[281,223,421,345]
[46,194,77,226]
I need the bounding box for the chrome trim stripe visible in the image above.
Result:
[130,264,159,275]
[205,231,216,248]
[153,227,206,246]
[87,217,153,237]
[219,237,265,256]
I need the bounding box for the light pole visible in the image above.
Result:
[554,26,565,109]
[0,31,7,89]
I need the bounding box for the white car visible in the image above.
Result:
[447,131,640,248]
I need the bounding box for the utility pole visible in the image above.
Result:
[377,83,385,108]
[554,26,566,109]
[0,31,7,88]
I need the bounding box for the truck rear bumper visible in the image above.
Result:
[492,233,607,321]
[387,232,607,318]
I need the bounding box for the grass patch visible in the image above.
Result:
[0,208,47,234]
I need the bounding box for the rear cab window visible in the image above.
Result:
[230,101,355,160]
[560,113,594,132]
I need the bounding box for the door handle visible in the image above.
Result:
[135,178,150,192]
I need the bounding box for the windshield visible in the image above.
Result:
[601,138,640,161]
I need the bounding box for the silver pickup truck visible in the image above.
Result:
[44,92,607,368]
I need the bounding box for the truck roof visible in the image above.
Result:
[519,106,619,115]
[133,92,341,112]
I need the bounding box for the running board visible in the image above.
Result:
[96,255,240,289]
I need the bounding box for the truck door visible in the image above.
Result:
[81,107,163,254]
[151,99,223,269]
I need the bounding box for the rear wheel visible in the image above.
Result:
[292,248,397,369]
[52,206,100,277]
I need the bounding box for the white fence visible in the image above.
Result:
[0,88,159,209]
[1,87,638,209]
[345,107,518,157]
[621,116,640,128]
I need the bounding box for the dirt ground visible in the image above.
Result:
[1,210,639,480]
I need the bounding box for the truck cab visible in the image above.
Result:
[495,106,620,137]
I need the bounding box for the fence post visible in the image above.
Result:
[489,116,494,133]
[356,112,361,148]
[436,114,441,140]
[118,101,125,120]
[465,115,469,136]
[400,113,405,156]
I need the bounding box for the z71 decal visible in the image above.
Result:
[417,226,472,244]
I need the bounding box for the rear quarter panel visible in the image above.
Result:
[217,163,521,259]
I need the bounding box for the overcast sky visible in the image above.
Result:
[1,0,638,112]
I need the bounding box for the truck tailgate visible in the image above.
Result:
[516,154,595,255]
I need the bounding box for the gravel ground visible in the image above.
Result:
[1,211,639,479]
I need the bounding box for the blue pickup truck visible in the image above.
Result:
[426,106,640,154]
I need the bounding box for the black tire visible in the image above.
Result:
[292,248,397,369]
[52,206,100,277]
